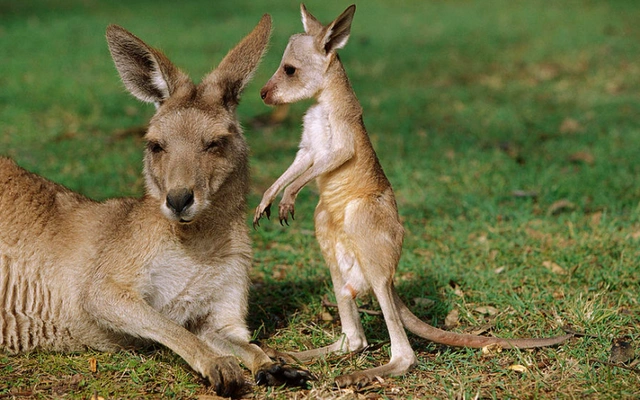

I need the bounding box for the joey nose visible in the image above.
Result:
[260,88,268,100]
[166,188,194,215]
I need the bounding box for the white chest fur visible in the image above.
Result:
[301,104,332,157]
[142,240,249,328]
[145,246,197,312]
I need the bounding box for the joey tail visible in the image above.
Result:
[392,290,573,348]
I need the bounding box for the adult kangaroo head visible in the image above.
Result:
[106,16,271,223]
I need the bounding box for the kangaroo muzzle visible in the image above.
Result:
[166,188,195,220]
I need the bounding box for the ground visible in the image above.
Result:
[1,0,639,398]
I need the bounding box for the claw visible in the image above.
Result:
[253,204,273,230]
[255,362,314,388]
[255,370,268,385]
[265,204,271,219]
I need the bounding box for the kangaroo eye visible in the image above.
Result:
[147,141,165,154]
[283,65,296,76]
[205,138,225,152]
[205,141,218,151]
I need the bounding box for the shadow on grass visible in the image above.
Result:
[247,276,329,338]
[246,270,450,354]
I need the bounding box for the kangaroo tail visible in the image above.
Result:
[392,290,572,349]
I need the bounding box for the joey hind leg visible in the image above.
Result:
[334,199,417,387]
[285,206,368,362]
[334,281,417,388]
[288,269,367,362]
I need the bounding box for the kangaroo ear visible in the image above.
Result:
[202,14,272,110]
[319,4,355,54]
[300,4,323,36]
[106,25,187,106]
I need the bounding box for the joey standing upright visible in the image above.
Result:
[0,15,311,397]
[254,4,572,387]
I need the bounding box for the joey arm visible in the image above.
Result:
[253,150,313,227]
[278,143,354,224]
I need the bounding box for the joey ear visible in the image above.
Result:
[106,25,187,105]
[300,4,323,36]
[202,14,272,110]
[319,4,356,54]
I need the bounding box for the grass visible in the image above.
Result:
[1,0,639,398]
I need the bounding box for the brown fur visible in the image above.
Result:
[0,16,311,397]
[254,4,572,388]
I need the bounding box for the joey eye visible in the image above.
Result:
[283,65,296,76]
[147,141,165,154]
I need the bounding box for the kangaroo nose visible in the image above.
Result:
[260,88,268,100]
[166,188,194,214]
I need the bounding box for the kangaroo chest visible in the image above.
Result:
[143,238,247,326]
[144,245,216,323]
[146,248,194,309]
[301,104,334,157]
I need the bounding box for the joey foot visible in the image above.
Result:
[253,203,272,228]
[255,362,315,388]
[334,371,374,389]
[205,356,246,398]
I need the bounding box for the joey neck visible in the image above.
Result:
[317,56,362,116]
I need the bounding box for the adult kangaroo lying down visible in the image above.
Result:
[0,15,310,397]
[254,4,573,388]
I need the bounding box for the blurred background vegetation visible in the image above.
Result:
[1,0,639,398]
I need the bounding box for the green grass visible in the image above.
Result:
[1,0,639,398]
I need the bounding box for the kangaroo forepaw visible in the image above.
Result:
[255,362,315,388]
[205,356,247,397]
[253,203,272,229]
[278,203,295,226]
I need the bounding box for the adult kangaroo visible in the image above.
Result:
[0,15,310,397]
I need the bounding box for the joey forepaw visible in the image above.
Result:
[279,202,295,226]
[278,186,299,226]
[253,203,272,229]
[255,362,315,388]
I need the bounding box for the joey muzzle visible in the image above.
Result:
[166,188,194,219]
[260,81,277,105]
